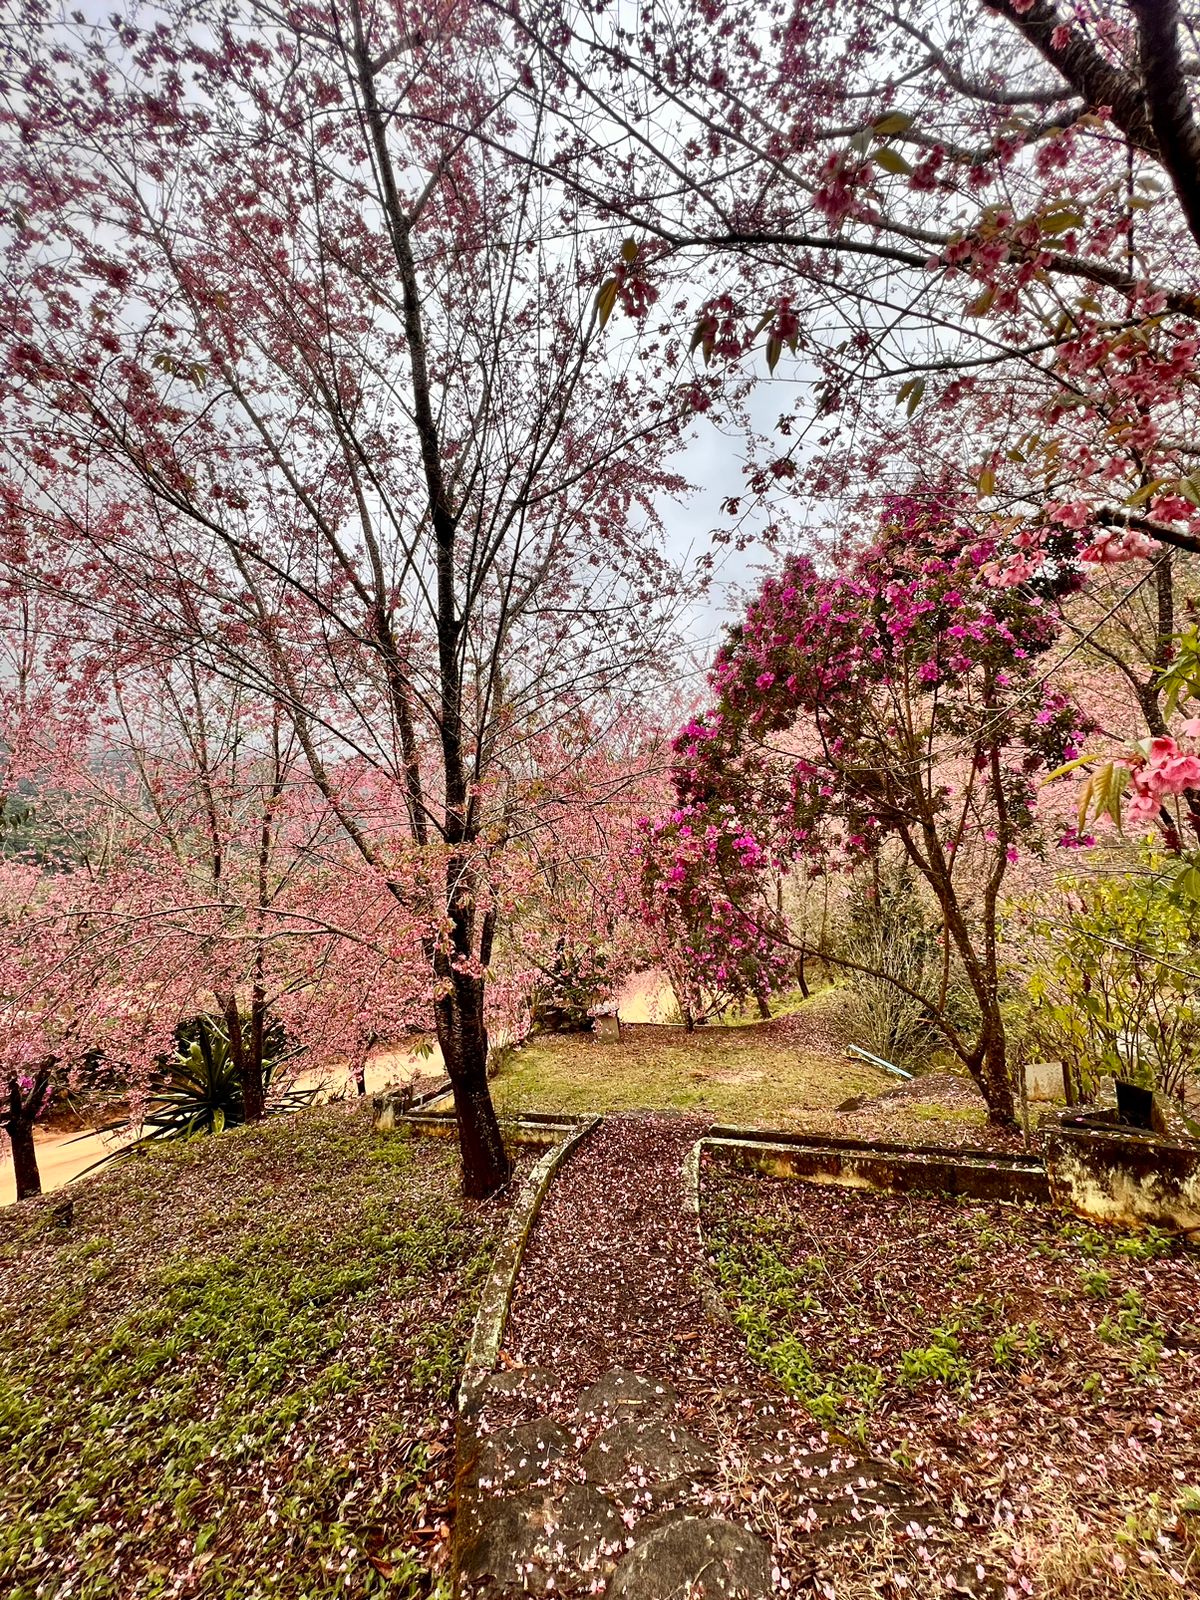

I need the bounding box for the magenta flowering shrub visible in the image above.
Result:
[644,494,1089,1123]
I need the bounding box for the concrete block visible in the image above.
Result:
[1025,1060,1066,1102]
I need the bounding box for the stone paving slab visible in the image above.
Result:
[605,1514,773,1599]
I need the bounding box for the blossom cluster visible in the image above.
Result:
[643,497,1086,997]
[1125,735,1200,826]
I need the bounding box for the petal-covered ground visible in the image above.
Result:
[0,1103,517,1600]
[704,1165,1200,1595]
[473,1117,975,1596]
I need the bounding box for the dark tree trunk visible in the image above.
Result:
[755,992,771,1020]
[5,1069,51,1202]
[973,1009,1017,1128]
[796,949,810,1000]
[434,964,511,1199]
[247,990,267,1122]
[9,1119,41,1201]
[223,997,265,1123]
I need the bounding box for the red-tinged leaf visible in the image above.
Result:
[966,285,996,317]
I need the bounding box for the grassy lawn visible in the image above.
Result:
[490,988,886,1125]
[703,1165,1200,1595]
[0,1103,509,1600]
[489,987,1030,1150]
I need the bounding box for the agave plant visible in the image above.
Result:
[89,1013,316,1156]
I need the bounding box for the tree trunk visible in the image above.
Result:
[223,997,265,1123]
[5,1070,51,1201]
[434,966,511,1199]
[973,1009,1016,1128]
[247,991,267,1122]
[8,1114,42,1200]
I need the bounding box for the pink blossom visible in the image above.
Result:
[1045,499,1091,529]
[1079,529,1157,564]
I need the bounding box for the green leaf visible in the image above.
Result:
[1039,205,1084,234]
[873,112,914,136]
[874,146,912,176]
[596,278,619,328]
[620,237,638,265]
[849,126,873,155]
[1077,772,1095,836]
[1044,751,1104,783]
[978,466,996,497]
[896,375,926,416]
[765,334,782,373]
[1124,476,1173,506]
[1176,865,1200,904]
[1099,762,1130,826]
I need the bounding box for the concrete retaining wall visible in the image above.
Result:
[704,1132,1051,1204]
[1043,1125,1200,1235]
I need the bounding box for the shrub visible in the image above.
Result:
[1019,849,1200,1102]
[838,867,977,1072]
[97,1013,313,1151]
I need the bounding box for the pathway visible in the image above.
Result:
[457,1115,962,1598]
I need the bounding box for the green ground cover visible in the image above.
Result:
[0,1103,508,1600]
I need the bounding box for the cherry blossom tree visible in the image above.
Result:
[0,0,693,1194]
[645,494,1087,1124]
[508,0,1200,894]
[511,0,1200,557]
[0,852,200,1199]
[0,649,447,1196]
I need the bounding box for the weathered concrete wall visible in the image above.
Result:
[704,1134,1051,1204]
[1024,1060,1066,1102]
[1043,1127,1200,1235]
